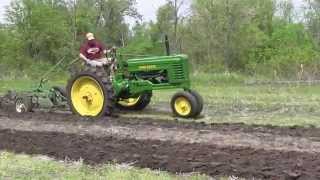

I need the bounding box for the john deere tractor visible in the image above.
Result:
[67,50,203,118]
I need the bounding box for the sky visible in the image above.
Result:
[0,0,10,22]
[0,0,306,23]
[0,0,169,23]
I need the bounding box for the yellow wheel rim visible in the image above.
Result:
[118,96,141,107]
[174,97,191,116]
[71,76,104,116]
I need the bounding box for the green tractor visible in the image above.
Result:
[67,49,204,119]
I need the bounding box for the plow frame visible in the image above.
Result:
[0,79,68,113]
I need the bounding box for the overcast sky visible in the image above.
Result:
[0,0,170,23]
[0,0,305,23]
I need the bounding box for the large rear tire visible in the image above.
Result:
[67,66,114,118]
[116,91,152,111]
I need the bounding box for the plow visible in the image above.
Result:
[0,45,203,119]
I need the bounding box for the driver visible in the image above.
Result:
[79,32,110,67]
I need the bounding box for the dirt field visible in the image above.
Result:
[0,108,320,180]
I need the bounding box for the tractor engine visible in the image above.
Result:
[119,55,191,92]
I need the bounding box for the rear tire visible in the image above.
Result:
[116,91,152,111]
[171,91,199,118]
[67,66,114,118]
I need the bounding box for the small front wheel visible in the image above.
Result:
[171,91,199,118]
[189,90,204,116]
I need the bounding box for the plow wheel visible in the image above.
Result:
[15,96,34,113]
[116,91,152,111]
[171,90,203,118]
[67,66,114,118]
[50,86,67,106]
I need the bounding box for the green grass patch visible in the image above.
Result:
[0,152,209,180]
[0,79,65,93]
[2,73,320,127]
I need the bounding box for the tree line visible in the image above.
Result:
[0,0,320,79]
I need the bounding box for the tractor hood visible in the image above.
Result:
[126,54,189,72]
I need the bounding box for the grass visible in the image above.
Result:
[0,152,211,180]
[152,73,320,127]
[2,72,320,127]
[0,79,65,93]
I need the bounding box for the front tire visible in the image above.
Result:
[171,91,199,118]
[189,90,204,116]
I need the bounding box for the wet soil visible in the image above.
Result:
[2,108,320,138]
[0,109,320,179]
[1,129,320,180]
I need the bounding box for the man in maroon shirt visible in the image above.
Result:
[79,33,110,67]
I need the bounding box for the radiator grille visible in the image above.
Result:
[172,63,185,80]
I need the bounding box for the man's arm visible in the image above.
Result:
[79,44,89,62]
[79,53,89,62]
